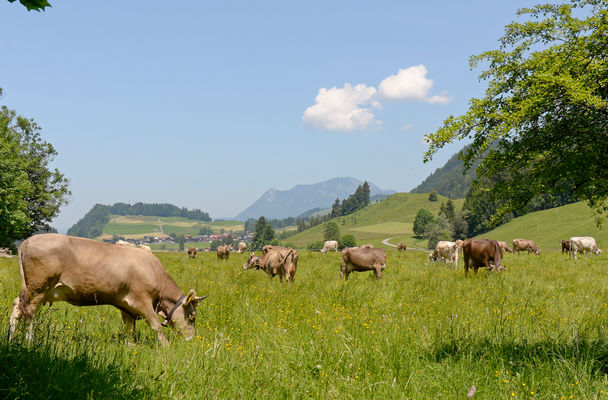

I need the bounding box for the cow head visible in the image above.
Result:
[428,250,438,262]
[168,289,207,340]
[243,252,260,270]
[595,248,603,255]
[187,247,197,258]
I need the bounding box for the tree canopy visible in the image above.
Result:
[425,0,608,224]
[250,216,276,250]
[0,89,70,249]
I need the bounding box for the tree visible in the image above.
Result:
[428,190,438,202]
[413,208,435,238]
[330,198,342,218]
[0,93,70,250]
[425,214,452,250]
[425,1,608,224]
[177,235,186,251]
[250,216,275,250]
[452,211,469,241]
[7,0,51,11]
[323,221,341,242]
[440,199,456,225]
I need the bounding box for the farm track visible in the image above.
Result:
[382,237,428,252]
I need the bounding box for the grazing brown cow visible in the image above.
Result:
[512,239,540,255]
[462,238,504,277]
[237,242,247,254]
[216,244,232,260]
[340,247,387,280]
[187,247,197,258]
[8,234,206,345]
[397,242,407,252]
[242,246,299,283]
[561,240,571,255]
[497,241,513,253]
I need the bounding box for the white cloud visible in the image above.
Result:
[378,65,451,104]
[402,123,413,132]
[302,83,379,131]
[303,65,450,132]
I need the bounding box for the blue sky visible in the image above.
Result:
[1,0,533,230]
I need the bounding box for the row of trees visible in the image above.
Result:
[330,182,371,218]
[67,202,212,239]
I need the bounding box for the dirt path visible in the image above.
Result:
[382,237,429,252]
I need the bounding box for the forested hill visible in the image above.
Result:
[67,202,211,238]
[410,146,477,199]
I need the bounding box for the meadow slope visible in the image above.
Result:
[288,193,463,249]
[2,250,608,399]
[476,202,608,250]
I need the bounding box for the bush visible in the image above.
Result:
[307,240,325,251]
[429,190,438,201]
[339,234,357,249]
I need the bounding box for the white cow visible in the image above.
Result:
[429,241,459,269]
[321,240,339,254]
[570,236,602,259]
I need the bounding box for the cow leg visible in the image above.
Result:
[374,264,383,279]
[8,297,22,341]
[340,260,348,280]
[121,310,136,335]
[135,303,169,346]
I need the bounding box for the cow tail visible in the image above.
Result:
[17,244,30,318]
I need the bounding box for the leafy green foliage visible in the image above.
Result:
[8,0,51,11]
[425,0,608,223]
[428,190,438,202]
[339,234,357,248]
[413,209,435,237]
[323,221,341,242]
[0,97,70,249]
[250,217,275,250]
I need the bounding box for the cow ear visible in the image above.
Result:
[185,289,196,305]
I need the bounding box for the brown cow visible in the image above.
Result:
[561,240,571,255]
[8,234,206,345]
[397,242,406,252]
[216,244,232,260]
[512,239,540,255]
[187,247,197,258]
[242,247,299,283]
[462,238,504,277]
[237,241,247,254]
[340,247,387,280]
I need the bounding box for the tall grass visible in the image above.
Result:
[2,250,608,399]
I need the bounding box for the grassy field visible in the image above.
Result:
[288,193,464,249]
[476,202,608,250]
[2,250,608,399]
[100,216,244,239]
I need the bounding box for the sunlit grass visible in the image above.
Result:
[2,250,608,399]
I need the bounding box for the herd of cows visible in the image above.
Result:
[423,236,602,277]
[5,233,602,345]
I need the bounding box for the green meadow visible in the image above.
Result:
[288,193,464,249]
[2,250,608,399]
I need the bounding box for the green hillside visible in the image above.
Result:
[287,193,463,248]
[100,216,243,239]
[475,202,607,250]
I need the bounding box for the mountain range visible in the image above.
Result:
[234,177,395,220]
